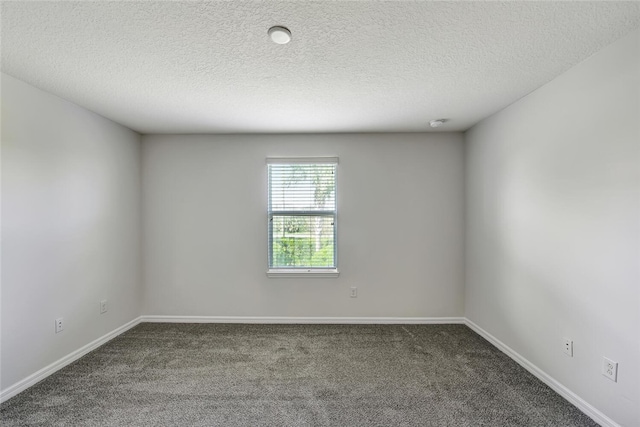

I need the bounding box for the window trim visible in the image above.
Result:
[266,268,340,278]
[266,157,339,165]
[266,157,339,278]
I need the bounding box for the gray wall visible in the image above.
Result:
[141,133,465,318]
[1,73,143,390]
[464,30,639,426]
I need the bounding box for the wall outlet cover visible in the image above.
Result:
[55,317,64,333]
[562,337,573,357]
[602,357,618,382]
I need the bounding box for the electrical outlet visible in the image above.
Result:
[563,338,573,357]
[100,299,108,314]
[602,357,618,382]
[55,317,64,333]
[350,287,357,298]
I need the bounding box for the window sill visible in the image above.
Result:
[267,269,340,278]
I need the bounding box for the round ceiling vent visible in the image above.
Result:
[268,26,292,44]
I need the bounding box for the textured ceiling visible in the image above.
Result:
[2,1,639,134]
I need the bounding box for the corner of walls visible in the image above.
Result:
[137,133,146,318]
[139,133,154,318]
[461,130,469,320]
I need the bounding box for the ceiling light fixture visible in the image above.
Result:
[429,119,446,128]
[268,26,291,44]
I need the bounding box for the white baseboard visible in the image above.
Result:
[0,316,142,404]
[141,315,465,324]
[464,318,619,427]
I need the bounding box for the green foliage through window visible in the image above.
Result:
[271,216,334,267]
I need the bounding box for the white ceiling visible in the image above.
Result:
[2,1,639,134]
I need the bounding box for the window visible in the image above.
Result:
[267,157,339,278]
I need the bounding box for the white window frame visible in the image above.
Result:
[266,157,339,278]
